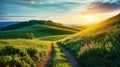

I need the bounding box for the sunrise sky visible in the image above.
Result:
[0,0,120,25]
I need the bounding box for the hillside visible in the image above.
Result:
[0,20,80,40]
[62,13,120,40]
[59,14,120,67]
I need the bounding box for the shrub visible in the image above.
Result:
[0,46,27,56]
[77,44,120,67]
[0,56,12,67]
[78,45,110,67]
[26,47,40,62]
[26,33,35,39]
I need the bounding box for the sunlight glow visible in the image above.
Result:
[87,15,95,24]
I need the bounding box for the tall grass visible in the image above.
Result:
[0,39,51,67]
[60,30,120,67]
[50,43,71,67]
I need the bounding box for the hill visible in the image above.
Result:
[59,14,120,67]
[0,20,80,40]
[62,13,120,40]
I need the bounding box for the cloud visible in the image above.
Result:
[80,0,120,15]
[0,16,49,22]
[14,0,35,4]
[19,0,34,2]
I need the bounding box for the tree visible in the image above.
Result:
[26,33,35,39]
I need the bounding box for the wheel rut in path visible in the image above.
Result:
[59,45,82,67]
[37,44,54,67]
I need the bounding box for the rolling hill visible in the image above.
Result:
[0,20,80,40]
[62,13,120,40]
[59,13,120,67]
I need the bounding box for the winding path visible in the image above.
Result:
[59,46,82,67]
[37,44,54,67]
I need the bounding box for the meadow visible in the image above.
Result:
[59,14,120,67]
[0,23,79,40]
[0,14,120,67]
[0,20,78,67]
[0,39,51,67]
[50,43,71,67]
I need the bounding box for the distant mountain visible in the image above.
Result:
[0,21,20,28]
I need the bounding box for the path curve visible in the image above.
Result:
[37,44,54,67]
[59,46,82,67]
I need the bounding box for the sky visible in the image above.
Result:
[0,0,120,25]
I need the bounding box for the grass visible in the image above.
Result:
[50,43,71,67]
[59,14,120,67]
[0,14,119,67]
[38,35,69,41]
[0,39,52,67]
[60,29,120,67]
[0,24,77,40]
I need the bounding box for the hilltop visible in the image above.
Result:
[63,13,120,39]
[0,20,80,40]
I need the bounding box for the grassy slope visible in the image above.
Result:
[0,39,51,49]
[50,43,71,67]
[0,39,52,67]
[38,35,69,41]
[0,24,80,40]
[62,14,120,41]
[60,14,120,67]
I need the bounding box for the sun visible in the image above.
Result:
[87,15,95,24]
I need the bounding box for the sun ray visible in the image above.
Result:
[87,15,95,24]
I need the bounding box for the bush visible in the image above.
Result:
[0,40,51,67]
[0,46,27,56]
[78,44,120,67]
[26,33,35,39]
[26,47,41,62]
[0,56,12,67]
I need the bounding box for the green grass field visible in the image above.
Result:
[59,13,120,67]
[0,24,79,40]
[50,43,71,67]
[0,22,79,67]
[0,14,120,67]
[0,39,52,67]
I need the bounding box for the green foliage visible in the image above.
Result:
[59,14,120,67]
[0,39,51,67]
[0,46,27,56]
[26,33,35,39]
[50,43,71,67]
[0,20,61,31]
[60,29,120,67]
[0,23,78,40]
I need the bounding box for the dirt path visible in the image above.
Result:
[46,44,54,67]
[37,44,54,67]
[59,46,82,67]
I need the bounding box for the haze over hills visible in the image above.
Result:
[60,13,120,47]
[66,13,120,38]
[0,22,19,28]
[0,20,80,40]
